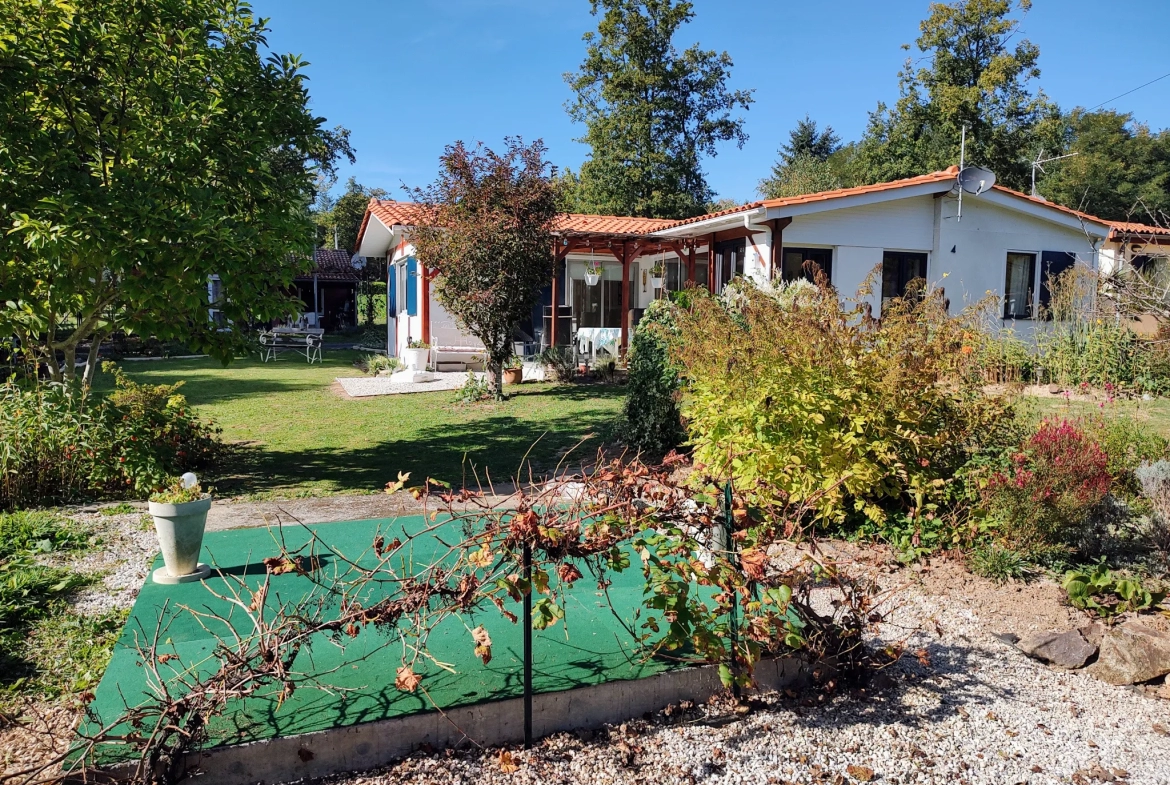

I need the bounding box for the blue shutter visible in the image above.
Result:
[406,257,418,316]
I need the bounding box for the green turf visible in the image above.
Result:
[92,352,624,498]
[83,515,675,763]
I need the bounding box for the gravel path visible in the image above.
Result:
[320,580,1170,785]
[335,372,480,397]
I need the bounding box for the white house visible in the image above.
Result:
[355,166,1115,363]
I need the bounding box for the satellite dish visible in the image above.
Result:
[350,253,367,270]
[957,165,996,196]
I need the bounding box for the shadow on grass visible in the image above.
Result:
[213,401,623,496]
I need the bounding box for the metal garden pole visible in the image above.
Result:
[724,481,740,701]
[523,541,533,748]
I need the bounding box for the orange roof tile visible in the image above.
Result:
[554,213,676,235]
[1108,220,1170,240]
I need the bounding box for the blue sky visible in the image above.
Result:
[250,0,1170,204]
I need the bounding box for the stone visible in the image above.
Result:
[1079,622,1106,648]
[1090,622,1170,686]
[1017,629,1097,669]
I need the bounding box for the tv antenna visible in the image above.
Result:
[955,125,996,221]
[1030,149,1079,197]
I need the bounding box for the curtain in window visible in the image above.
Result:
[1004,253,1035,319]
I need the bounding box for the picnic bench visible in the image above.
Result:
[259,328,323,364]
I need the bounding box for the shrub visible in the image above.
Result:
[538,346,575,382]
[1135,459,1170,559]
[363,354,398,376]
[0,370,222,510]
[620,298,686,456]
[982,419,1111,554]
[671,276,1013,525]
[968,544,1031,584]
[1080,411,1168,498]
[1062,563,1164,616]
[453,371,492,404]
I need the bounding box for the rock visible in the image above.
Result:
[991,632,1020,646]
[1079,622,1106,648]
[1090,622,1170,686]
[1017,629,1097,669]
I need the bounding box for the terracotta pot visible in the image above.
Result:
[503,367,523,385]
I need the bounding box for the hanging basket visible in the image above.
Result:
[650,276,664,290]
[585,272,601,286]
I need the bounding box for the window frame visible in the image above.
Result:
[1003,250,1037,320]
[881,249,930,303]
[781,246,833,284]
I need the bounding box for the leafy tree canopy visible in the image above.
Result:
[0,0,352,384]
[315,178,388,251]
[1038,110,1170,223]
[564,0,753,219]
[759,154,844,201]
[779,115,841,164]
[847,0,1061,191]
[408,138,559,399]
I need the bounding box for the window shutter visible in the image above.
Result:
[387,263,397,318]
[406,257,418,316]
[1039,251,1076,316]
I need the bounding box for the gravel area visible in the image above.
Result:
[335,372,481,397]
[318,565,1170,785]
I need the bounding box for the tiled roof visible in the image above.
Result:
[554,213,675,235]
[291,249,361,282]
[1108,221,1170,240]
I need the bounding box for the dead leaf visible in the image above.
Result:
[846,764,875,782]
[739,548,767,580]
[556,563,583,584]
[498,749,519,773]
[157,653,178,664]
[395,665,422,692]
[472,625,492,665]
[469,545,494,570]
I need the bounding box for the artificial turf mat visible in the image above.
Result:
[83,515,676,762]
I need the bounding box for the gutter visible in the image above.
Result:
[655,206,767,238]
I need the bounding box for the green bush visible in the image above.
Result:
[0,369,223,510]
[672,277,1014,526]
[620,298,685,456]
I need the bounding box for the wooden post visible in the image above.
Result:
[767,217,792,282]
[550,256,560,348]
[420,268,431,347]
[707,233,717,293]
[687,241,696,284]
[619,242,631,355]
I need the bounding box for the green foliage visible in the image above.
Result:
[0,0,352,385]
[847,0,1061,190]
[409,139,559,399]
[452,372,492,405]
[0,512,87,631]
[314,177,388,251]
[1080,413,1169,499]
[1,610,128,705]
[621,299,685,455]
[968,544,1031,584]
[759,117,843,199]
[150,478,208,505]
[1038,110,1170,223]
[1063,563,1164,616]
[564,0,753,218]
[672,277,1013,526]
[538,346,576,382]
[363,354,398,376]
[0,370,222,510]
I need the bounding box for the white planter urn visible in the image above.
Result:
[149,496,212,584]
[650,276,664,290]
[402,347,429,371]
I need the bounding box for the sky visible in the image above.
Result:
[249,0,1170,205]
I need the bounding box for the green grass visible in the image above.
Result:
[1028,394,1170,439]
[92,351,624,498]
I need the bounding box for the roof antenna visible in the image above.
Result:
[958,124,967,222]
[1030,149,1079,198]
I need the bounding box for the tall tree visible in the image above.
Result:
[1038,110,1170,222]
[0,0,352,384]
[409,139,559,399]
[564,0,753,219]
[760,116,843,198]
[849,0,1061,190]
[328,178,388,251]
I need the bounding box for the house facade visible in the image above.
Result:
[355,166,1116,361]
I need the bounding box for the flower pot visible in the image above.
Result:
[650,276,664,289]
[402,347,429,371]
[149,495,212,584]
[503,367,523,385]
[584,272,601,286]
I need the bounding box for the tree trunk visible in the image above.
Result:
[488,358,504,401]
[81,333,108,388]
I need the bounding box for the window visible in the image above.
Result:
[881,251,928,302]
[782,247,832,283]
[572,276,624,329]
[714,238,746,289]
[665,256,683,291]
[1003,252,1036,319]
[1038,251,1076,318]
[693,252,709,290]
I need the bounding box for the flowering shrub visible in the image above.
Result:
[982,419,1111,553]
[0,369,222,510]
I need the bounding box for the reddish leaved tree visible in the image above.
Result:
[409,138,559,398]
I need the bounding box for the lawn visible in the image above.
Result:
[1027,393,1170,437]
[92,351,624,498]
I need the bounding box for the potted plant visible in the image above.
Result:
[403,339,430,371]
[649,263,665,290]
[502,355,524,385]
[148,473,212,584]
[584,260,604,287]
